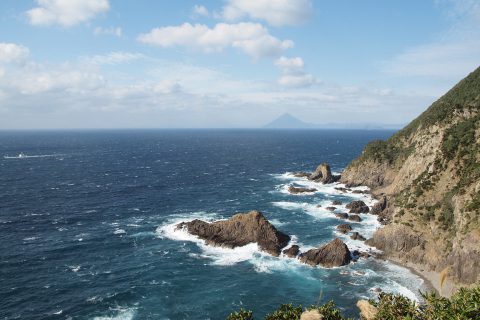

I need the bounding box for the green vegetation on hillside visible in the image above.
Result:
[226,285,480,319]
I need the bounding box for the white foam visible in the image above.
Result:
[68,265,81,272]
[92,308,136,320]
[113,229,126,235]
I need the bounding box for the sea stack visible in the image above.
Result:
[176,210,291,256]
[299,238,352,267]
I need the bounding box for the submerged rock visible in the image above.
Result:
[346,200,369,213]
[288,185,317,194]
[299,238,351,267]
[332,200,343,205]
[176,211,290,256]
[308,163,339,184]
[348,214,362,222]
[293,171,310,178]
[282,245,300,258]
[325,206,337,212]
[335,212,349,219]
[350,232,366,241]
[336,223,352,234]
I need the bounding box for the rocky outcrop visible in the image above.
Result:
[346,200,369,213]
[288,185,317,194]
[282,245,300,258]
[335,212,349,219]
[309,163,339,184]
[332,200,343,205]
[176,211,290,256]
[350,232,366,241]
[300,310,322,320]
[299,238,351,267]
[356,300,377,320]
[325,206,336,211]
[336,223,352,234]
[370,196,387,215]
[340,67,480,291]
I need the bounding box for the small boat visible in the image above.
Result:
[3,153,27,159]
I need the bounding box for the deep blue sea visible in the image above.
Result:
[0,130,429,320]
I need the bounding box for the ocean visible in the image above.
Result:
[0,129,429,319]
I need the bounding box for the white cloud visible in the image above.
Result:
[221,0,312,26]
[275,56,316,88]
[138,22,293,59]
[84,52,145,65]
[0,43,30,64]
[26,0,110,27]
[153,80,182,94]
[94,26,122,37]
[192,5,209,17]
[383,0,480,79]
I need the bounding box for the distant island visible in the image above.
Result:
[263,113,404,130]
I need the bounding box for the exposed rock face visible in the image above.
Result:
[288,185,317,194]
[309,163,338,184]
[282,245,300,258]
[370,196,387,215]
[357,300,377,320]
[340,67,480,291]
[300,309,322,320]
[348,214,362,222]
[346,200,369,213]
[176,211,290,256]
[336,223,352,234]
[299,238,351,267]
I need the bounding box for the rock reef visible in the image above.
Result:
[299,238,352,267]
[176,211,290,256]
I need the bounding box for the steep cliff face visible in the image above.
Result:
[341,67,480,292]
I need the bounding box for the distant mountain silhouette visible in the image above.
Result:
[263,113,404,130]
[263,113,314,129]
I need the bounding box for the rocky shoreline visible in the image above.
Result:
[175,162,402,274]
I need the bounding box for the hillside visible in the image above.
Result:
[341,67,480,295]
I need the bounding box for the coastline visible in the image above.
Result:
[383,257,457,298]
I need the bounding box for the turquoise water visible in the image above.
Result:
[0,130,428,319]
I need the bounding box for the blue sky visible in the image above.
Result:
[0,0,478,129]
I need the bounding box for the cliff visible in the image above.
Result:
[341,67,480,294]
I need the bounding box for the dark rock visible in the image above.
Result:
[335,187,349,193]
[293,171,310,178]
[288,185,317,194]
[316,204,322,208]
[346,200,370,213]
[348,214,362,222]
[371,196,387,215]
[309,163,339,184]
[332,200,343,205]
[350,232,366,241]
[299,238,351,267]
[352,190,369,194]
[336,223,352,234]
[282,245,300,258]
[325,206,337,212]
[176,211,290,256]
[335,212,349,219]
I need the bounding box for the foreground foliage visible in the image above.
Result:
[226,285,480,319]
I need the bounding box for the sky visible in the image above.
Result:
[0,0,479,129]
